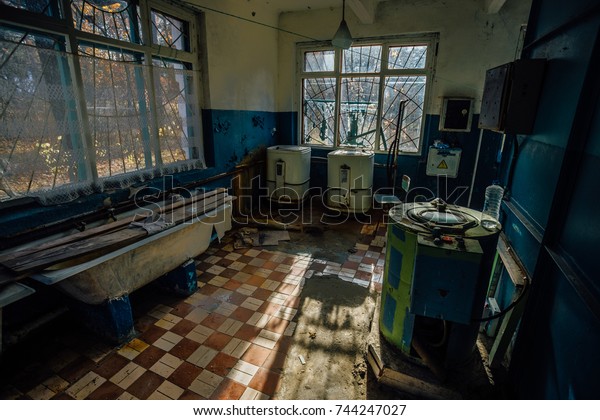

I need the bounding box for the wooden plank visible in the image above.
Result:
[497,233,528,287]
[0,188,225,264]
[3,194,229,277]
[6,228,148,273]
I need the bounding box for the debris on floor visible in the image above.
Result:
[234,228,291,248]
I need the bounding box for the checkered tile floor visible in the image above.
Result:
[0,223,387,400]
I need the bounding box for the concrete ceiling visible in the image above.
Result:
[254,0,507,23]
[260,0,385,24]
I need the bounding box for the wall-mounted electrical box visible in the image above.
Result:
[479,59,546,134]
[439,97,473,132]
[426,146,462,178]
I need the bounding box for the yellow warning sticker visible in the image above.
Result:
[437,160,448,169]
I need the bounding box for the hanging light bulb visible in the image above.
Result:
[332,0,353,49]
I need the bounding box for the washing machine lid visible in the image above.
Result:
[409,207,475,227]
[268,145,310,153]
[328,148,373,157]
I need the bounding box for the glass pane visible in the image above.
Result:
[302,78,336,146]
[388,45,427,69]
[304,50,335,72]
[342,45,381,73]
[153,59,199,164]
[1,0,56,15]
[339,77,379,149]
[151,9,190,52]
[0,29,87,199]
[79,47,153,177]
[380,76,427,153]
[71,0,139,43]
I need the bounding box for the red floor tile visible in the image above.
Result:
[220,268,238,278]
[127,371,164,400]
[170,302,196,318]
[283,295,301,309]
[241,265,258,275]
[168,362,203,389]
[234,324,262,342]
[257,302,281,316]
[257,251,273,260]
[201,313,228,330]
[241,344,271,366]
[309,262,326,271]
[230,307,255,323]
[248,367,281,396]
[139,325,168,345]
[268,271,287,282]
[170,319,197,337]
[262,260,279,270]
[133,345,167,369]
[252,288,272,301]
[247,275,265,286]
[223,279,242,291]
[264,317,289,335]
[195,295,221,312]
[214,249,229,258]
[204,332,233,351]
[179,389,205,400]
[262,350,287,373]
[211,378,246,400]
[355,270,372,280]
[342,261,360,270]
[361,257,378,265]
[93,353,130,379]
[237,255,253,264]
[87,381,125,400]
[198,284,220,296]
[170,337,202,360]
[205,352,238,376]
[52,393,75,400]
[277,283,296,295]
[226,291,247,306]
[282,256,296,265]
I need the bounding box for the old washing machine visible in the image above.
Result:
[379,198,501,369]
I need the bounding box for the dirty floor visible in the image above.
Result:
[0,209,406,400]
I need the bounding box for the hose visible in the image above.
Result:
[473,276,529,322]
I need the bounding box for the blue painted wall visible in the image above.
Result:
[505,0,600,399]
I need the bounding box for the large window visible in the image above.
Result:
[299,36,437,154]
[0,0,205,202]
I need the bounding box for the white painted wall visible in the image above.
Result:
[277,0,532,114]
[194,0,280,111]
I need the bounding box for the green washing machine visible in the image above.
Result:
[379,198,501,368]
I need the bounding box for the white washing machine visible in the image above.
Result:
[327,149,374,212]
[266,145,311,202]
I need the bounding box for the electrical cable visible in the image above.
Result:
[473,277,529,322]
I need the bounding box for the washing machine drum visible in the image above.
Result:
[392,199,499,237]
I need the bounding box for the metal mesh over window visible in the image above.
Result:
[153,59,199,164]
[1,0,205,203]
[299,39,434,153]
[0,32,89,200]
[79,48,154,178]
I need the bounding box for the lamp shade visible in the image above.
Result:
[332,19,353,49]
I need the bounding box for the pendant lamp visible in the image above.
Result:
[332,0,353,49]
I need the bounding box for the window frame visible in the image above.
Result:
[297,34,438,155]
[0,0,206,199]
